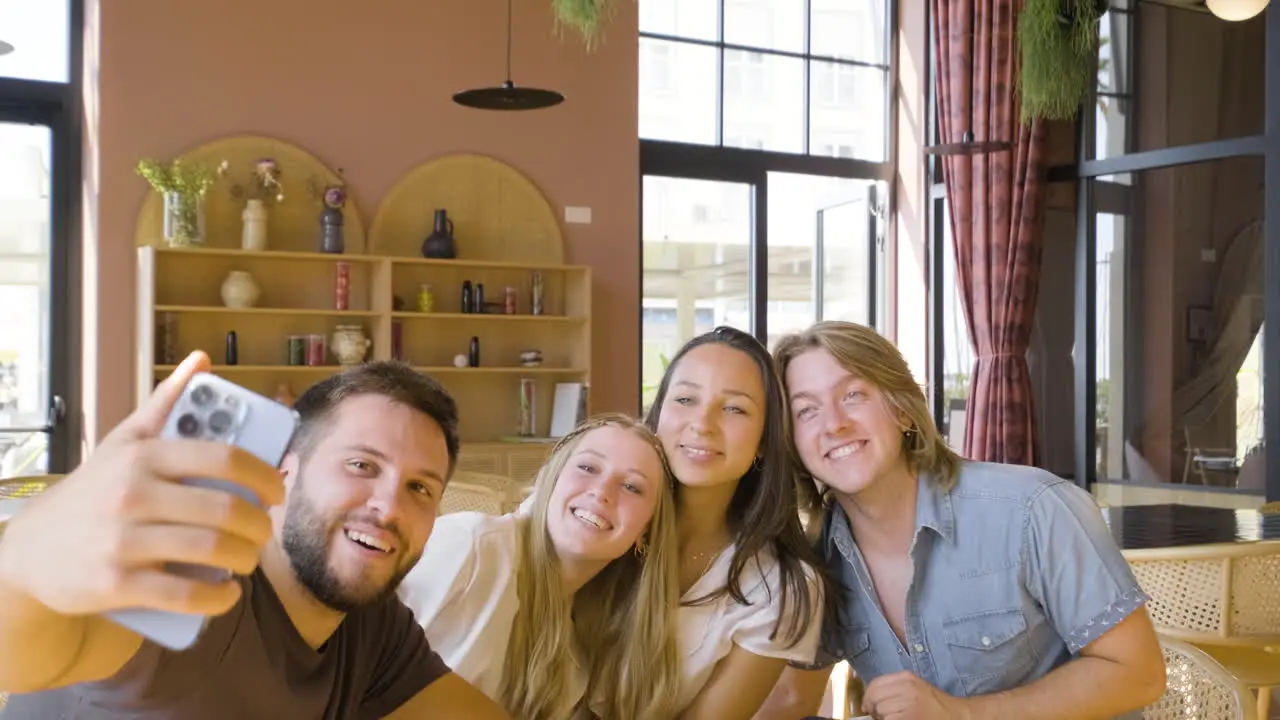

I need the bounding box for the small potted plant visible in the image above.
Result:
[551,0,617,49]
[136,157,229,247]
[1018,0,1109,122]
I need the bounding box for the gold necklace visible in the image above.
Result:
[685,541,729,581]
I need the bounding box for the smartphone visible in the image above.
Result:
[107,372,299,651]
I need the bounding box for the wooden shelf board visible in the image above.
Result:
[154,365,346,372]
[156,305,379,317]
[145,246,589,273]
[390,311,583,323]
[389,256,589,273]
[153,365,586,375]
[412,366,587,375]
[150,247,381,263]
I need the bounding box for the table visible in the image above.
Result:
[1100,503,1280,549]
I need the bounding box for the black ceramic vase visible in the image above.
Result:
[319,206,344,254]
[421,209,457,259]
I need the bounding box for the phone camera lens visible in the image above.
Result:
[176,413,202,438]
[207,409,234,436]
[190,385,217,407]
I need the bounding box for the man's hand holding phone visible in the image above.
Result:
[0,351,285,620]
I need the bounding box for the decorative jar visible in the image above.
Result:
[331,325,371,366]
[220,270,260,308]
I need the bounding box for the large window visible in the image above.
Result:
[638,0,893,410]
[0,0,71,83]
[1091,160,1266,491]
[0,0,81,477]
[639,0,890,161]
[1076,2,1275,498]
[926,1,1278,501]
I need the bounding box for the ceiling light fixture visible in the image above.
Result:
[0,40,14,57]
[453,0,565,111]
[1204,0,1270,20]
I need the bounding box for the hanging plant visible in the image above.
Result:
[1018,0,1107,122]
[551,0,618,50]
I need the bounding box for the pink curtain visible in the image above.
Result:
[932,0,1049,465]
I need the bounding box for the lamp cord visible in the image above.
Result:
[505,0,513,81]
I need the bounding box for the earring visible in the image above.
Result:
[902,426,923,451]
[634,537,648,558]
[752,455,764,471]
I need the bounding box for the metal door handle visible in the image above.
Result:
[47,395,65,427]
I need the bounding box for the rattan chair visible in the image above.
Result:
[452,470,529,514]
[439,480,504,516]
[1125,541,1280,718]
[1145,637,1257,720]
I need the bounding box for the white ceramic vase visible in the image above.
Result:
[331,325,371,366]
[221,270,261,308]
[241,199,268,251]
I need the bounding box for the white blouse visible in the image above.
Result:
[397,512,562,703]
[675,545,823,713]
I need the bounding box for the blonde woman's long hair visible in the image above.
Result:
[498,413,682,720]
[773,321,962,501]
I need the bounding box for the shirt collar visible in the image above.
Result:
[823,469,956,555]
[914,469,955,542]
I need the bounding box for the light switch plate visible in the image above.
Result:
[565,206,592,224]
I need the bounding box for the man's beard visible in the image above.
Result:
[280,477,418,613]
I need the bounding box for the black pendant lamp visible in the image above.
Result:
[453,0,565,110]
[925,3,1010,156]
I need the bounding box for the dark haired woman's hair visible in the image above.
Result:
[643,326,827,647]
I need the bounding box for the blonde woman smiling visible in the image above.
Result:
[397,414,681,720]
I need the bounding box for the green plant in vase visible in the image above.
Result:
[136,157,229,247]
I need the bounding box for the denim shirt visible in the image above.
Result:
[809,461,1148,718]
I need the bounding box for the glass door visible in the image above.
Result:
[765,172,884,348]
[0,120,62,477]
[641,175,756,412]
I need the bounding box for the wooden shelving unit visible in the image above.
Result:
[133,144,583,481]
[136,246,590,480]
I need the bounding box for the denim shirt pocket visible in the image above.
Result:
[836,626,874,679]
[942,609,1035,696]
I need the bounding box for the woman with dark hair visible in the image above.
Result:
[644,326,826,718]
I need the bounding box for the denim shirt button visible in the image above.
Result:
[980,636,992,647]
[913,643,924,653]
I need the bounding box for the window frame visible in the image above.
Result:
[639,0,893,157]
[925,0,1280,502]
[639,0,897,372]
[0,0,84,475]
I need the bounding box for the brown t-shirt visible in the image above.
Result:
[1,569,450,719]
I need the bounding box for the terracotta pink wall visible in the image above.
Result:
[85,0,640,443]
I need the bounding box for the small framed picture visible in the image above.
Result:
[1186,306,1212,343]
